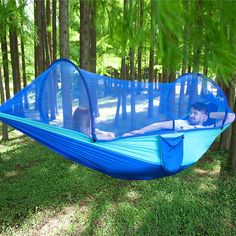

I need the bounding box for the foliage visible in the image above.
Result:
[1,0,236,82]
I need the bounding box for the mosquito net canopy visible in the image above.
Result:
[0,59,229,141]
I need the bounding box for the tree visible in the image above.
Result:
[1,30,10,100]
[59,0,72,129]
[0,64,8,140]
[52,0,57,61]
[228,94,236,171]
[9,0,21,94]
[137,0,144,85]
[80,0,90,70]
[35,0,44,74]
[90,0,96,73]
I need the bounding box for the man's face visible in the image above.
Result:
[188,108,207,126]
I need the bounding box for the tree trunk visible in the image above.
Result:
[9,30,21,94]
[218,85,234,150]
[192,0,202,73]
[9,0,21,93]
[148,0,155,118]
[121,57,127,120]
[181,26,187,75]
[34,1,39,77]
[46,0,52,61]
[228,96,236,171]
[89,0,99,116]
[35,0,44,74]
[42,0,51,67]
[203,51,208,76]
[20,35,27,87]
[59,0,71,129]
[0,65,8,140]
[1,33,10,99]
[80,0,90,70]
[52,0,57,61]
[137,0,143,84]
[90,0,96,73]
[59,0,69,61]
[129,48,135,81]
[129,48,136,129]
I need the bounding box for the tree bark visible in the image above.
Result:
[20,35,27,87]
[35,0,44,74]
[41,0,51,67]
[1,33,10,99]
[148,0,155,118]
[228,96,236,171]
[59,0,71,129]
[137,0,143,84]
[52,0,57,61]
[46,0,52,61]
[80,0,90,70]
[218,85,234,150]
[129,48,136,128]
[0,64,8,140]
[9,30,21,94]
[121,57,127,120]
[34,1,39,77]
[181,26,187,75]
[9,0,21,93]
[90,0,96,73]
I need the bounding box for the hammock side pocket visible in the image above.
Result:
[160,135,184,174]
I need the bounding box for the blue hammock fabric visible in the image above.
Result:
[0,59,233,180]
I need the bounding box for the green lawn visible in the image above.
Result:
[0,129,236,236]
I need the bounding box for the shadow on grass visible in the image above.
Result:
[0,134,134,233]
[0,134,236,235]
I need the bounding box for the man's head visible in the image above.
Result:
[188,102,208,126]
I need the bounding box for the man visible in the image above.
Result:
[123,102,235,137]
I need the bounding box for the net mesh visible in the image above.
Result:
[0,59,230,140]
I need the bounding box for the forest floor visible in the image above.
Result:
[0,129,236,236]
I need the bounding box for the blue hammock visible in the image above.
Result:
[0,59,234,180]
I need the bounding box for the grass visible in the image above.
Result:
[0,129,236,236]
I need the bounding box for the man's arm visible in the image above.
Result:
[122,120,174,137]
[209,112,235,127]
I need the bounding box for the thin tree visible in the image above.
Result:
[9,28,21,94]
[46,0,52,61]
[35,0,44,75]
[148,0,156,118]
[228,95,236,171]
[42,0,51,68]
[1,31,10,99]
[0,64,8,140]
[52,0,57,61]
[121,0,129,121]
[59,0,72,129]
[80,0,91,70]
[218,85,234,150]
[90,0,96,73]
[137,0,143,85]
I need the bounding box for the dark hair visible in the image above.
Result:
[191,102,208,114]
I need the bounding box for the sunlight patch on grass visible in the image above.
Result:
[126,190,140,201]
[194,165,221,178]
[4,170,19,178]
[198,182,217,192]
